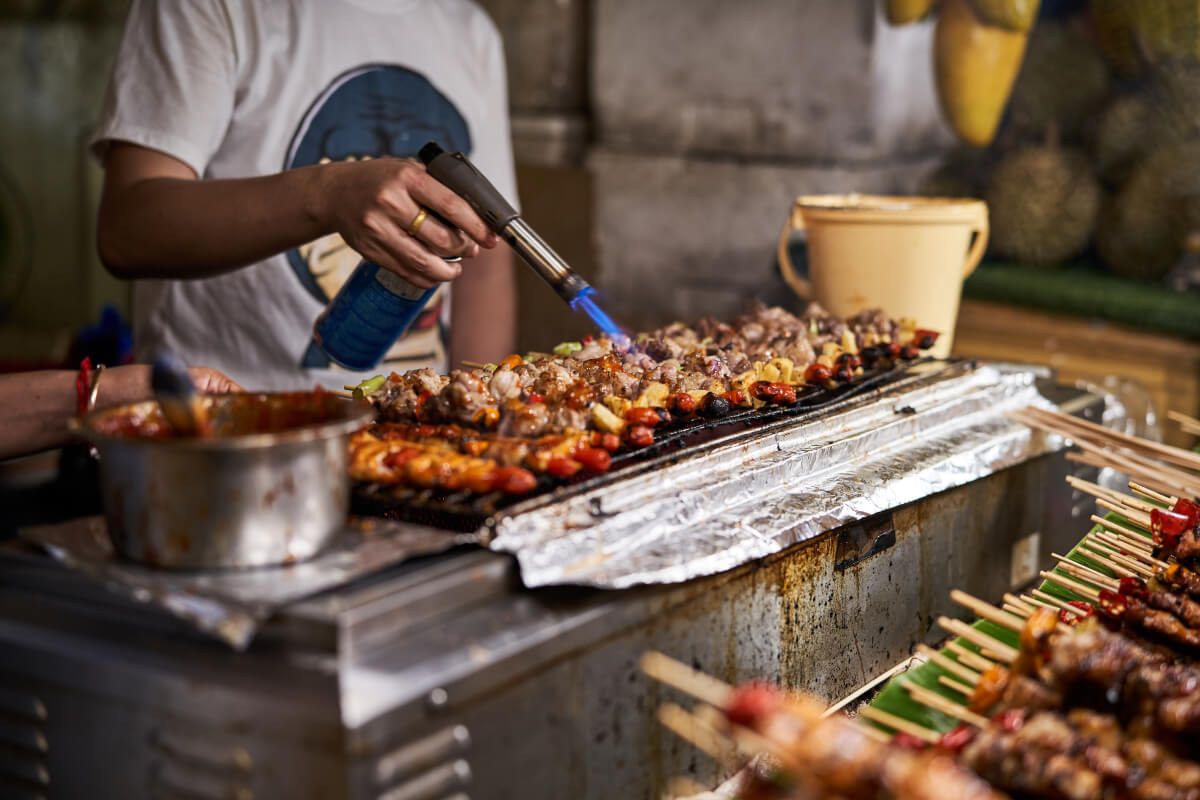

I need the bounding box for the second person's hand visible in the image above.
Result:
[319,156,500,289]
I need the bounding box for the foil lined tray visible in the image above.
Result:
[486,361,1065,588]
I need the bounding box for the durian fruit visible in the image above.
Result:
[884,0,937,25]
[985,144,1101,265]
[917,147,993,198]
[1097,143,1200,279]
[1091,94,1155,185]
[1149,59,1200,146]
[1008,22,1111,141]
[966,0,1040,31]
[1090,0,1145,77]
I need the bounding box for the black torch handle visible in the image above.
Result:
[419,142,519,234]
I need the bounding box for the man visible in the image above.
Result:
[92,0,518,391]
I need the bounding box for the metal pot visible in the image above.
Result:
[77,393,373,569]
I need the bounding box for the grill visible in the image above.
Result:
[351,357,933,531]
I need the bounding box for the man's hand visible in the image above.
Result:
[319,157,500,289]
[188,367,242,394]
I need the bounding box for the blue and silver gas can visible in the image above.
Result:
[312,260,437,372]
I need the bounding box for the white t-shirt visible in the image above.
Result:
[91,0,517,391]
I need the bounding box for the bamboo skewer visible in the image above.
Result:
[1051,555,1119,591]
[1130,481,1175,506]
[1003,603,1030,618]
[640,652,732,709]
[858,705,940,744]
[938,675,976,696]
[950,589,1026,633]
[1030,589,1087,615]
[914,644,981,685]
[1077,543,1143,578]
[657,703,738,765]
[904,683,989,727]
[1003,593,1038,616]
[944,642,997,673]
[1167,409,1200,436]
[1066,476,1161,515]
[1064,449,1198,500]
[937,617,1018,663]
[1095,499,1152,529]
[1089,528,1158,560]
[1091,514,1153,544]
[1015,406,1200,476]
[1040,570,1102,603]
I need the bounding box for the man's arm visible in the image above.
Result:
[97,143,498,289]
[449,245,517,367]
[0,365,239,460]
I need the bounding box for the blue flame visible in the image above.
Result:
[569,287,629,348]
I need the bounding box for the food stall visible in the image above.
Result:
[0,348,1105,798]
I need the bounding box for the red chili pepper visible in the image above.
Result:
[804,364,832,383]
[1151,508,1189,550]
[937,724,976,753]
[885,342,903,359]
[1059,600,1096,626]
[625,407,662,427]
[625,424,654,448]
[913,329,940,350]
[546,456,582,478]
[1118,575,1149,600]
[1098,589,1128,620]
[582,335,594,344]
[1173,498,1200,527]
[575,447,612,473]
[724,682,780,727]
[750,381,796,404]
[890,732,928,751]
[991,708,1026,732]
[667,392,697,415]
[598,432,621,452]
[526,391,545,404]
[722,389,748,407]
[492,466,537,494]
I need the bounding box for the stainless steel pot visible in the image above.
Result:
[77,393,373,569]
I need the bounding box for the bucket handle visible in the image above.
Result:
[962,202,989,279]
[776,204,811,298]
[777,200,991,297]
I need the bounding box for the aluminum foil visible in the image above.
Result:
[19,516,474,650]
[488,361,1067,589]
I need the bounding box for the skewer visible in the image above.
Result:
[938,675,975,696]
[1090,515,1153,545]
[1079,542,1152,578]
[1167,409,1200,435]
[640,652,732,708]
[1003,603,1030,618]
[1051,554,1119,590]
[460,360,489,369]
[944,641,996,673]
[1065,449,1198,500]
[904,683,988,727]
[1017,406,1200,475]
[657,703,737,765]
[914,644,981,685]
[1089,528,1158,561]
[937,617,1018,663]
[1030,589,1087,615]
[852,721,893,743]
[857,705,940,744]
[950,589,1026,633]
[1003,593,1038,616]
[1130,481,1174,506]
[1074,542,1134,577]
[1095,499,1152,529]
[1040,570,1102,603]
[1065,476,1161,515]
[330,389,355,400]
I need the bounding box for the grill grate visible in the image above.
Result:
[351,359,934,531]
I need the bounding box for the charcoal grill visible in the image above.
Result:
[352,356,932,531]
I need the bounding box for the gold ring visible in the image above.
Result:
[406,207,429,237]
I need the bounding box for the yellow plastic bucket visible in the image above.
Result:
[777,194,988,358]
